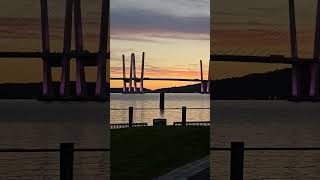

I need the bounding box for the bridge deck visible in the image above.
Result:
[110,77,203,82]
[0,52,107,59]
[211,55,320,64]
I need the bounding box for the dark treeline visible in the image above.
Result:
[154,68,292,99]
[212,68,291,99]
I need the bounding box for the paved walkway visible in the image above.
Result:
[153,156,209,180]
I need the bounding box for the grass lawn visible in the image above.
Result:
[111,126,209,180]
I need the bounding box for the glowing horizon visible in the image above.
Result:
[110,0,210,89]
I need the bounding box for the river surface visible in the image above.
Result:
[210,100,320,180]
[110,93,210,125]
[1,98,318,179]
[0,100,109,179]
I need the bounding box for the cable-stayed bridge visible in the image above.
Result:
[0,0,110,100]
[110,52,211,94]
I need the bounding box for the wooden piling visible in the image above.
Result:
[129,107,133,127]
[160,92,165,111]
[182,106,187,126]
[230,142,244,180]
[60,143,74,180]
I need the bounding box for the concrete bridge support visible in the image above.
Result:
[59,0,74,97]
[200,60,210,94]
[132,54,138,93]
[140,52,145,93]
[122,52,145,94]
[40,0,52,97]
[74,0,86,97]
[95,0,109,99]
[122,55,127,93]
[200,60,204,93]
[309,0,320,97]
[207,64,210,93]
[289,0,300,97]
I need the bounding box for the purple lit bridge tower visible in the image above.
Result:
[0,0,109,100]
[211,0,320,100]
[122,52,145,94]
[40,0,109,100]
[200,60,210,94]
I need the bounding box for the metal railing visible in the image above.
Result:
[110,106,210,129]
[0,143,110,180]
[211,142,320,180]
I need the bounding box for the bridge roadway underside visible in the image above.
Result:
[211,55,320,64]
[111,78,202,82]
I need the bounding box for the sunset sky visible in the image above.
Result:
[110,0,210,90]
[211,0,318,80]
[0,0,318,90]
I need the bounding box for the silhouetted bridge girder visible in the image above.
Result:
[211,55,320,64]
[111,77,203,82]
[0,52,110,67]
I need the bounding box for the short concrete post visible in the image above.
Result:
[230,142,244,180]
[60,143,74,180]
[182,106,187,126]
[160,92,165,111]
[129,107,133,127]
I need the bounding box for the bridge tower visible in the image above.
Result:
[200,60,204,93]
[206,63,211,93]
[122,52,145,94]
[40,0,109,99]
[288,0,319,99]
[140,52,145,93]
[200,60,210,94]
[288,0,300,97]
[309,0,320,97]
[74,0,86,97]
[40,0,52,97]
[122,55,127,93]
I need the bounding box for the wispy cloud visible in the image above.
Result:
[111,9,209,41]
[111,0,209,41]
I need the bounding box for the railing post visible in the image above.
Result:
[129,107,133,127]
[182,106,187,126]
[230,142,244,180]
[160,92,165,111]
[60,143,74,180]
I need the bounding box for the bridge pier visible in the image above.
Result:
[59,0,73,97]
[206,62,211,93]
[74,0,87,97]
[40,0,53,97]
[309,0,320,97]
[289,0,300,98]
[59,0,74,97]
[128,54,133,93]
[140,52,145,93]
[132,54,138,93]
[95,0,109,99]
[122,55,127,93]
[200,60,204,93]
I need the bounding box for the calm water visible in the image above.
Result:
[211,100,320,180]
[110,93,210,125]
[0,100,109,179]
